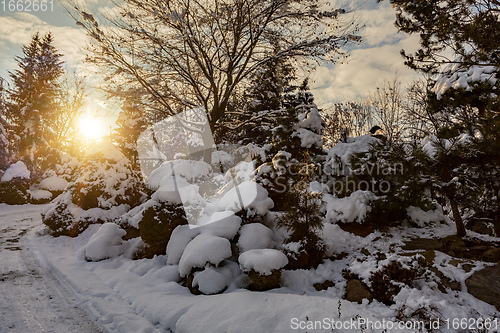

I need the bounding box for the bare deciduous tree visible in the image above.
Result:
[70,0,362,157]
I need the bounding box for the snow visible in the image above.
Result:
[1,161,30,182]
[1,204,497,333]
[39,176,69,191]
[178,233,232,277]
[214,181,274,216]
[192,266,229,294]
[151,175,205,207]
[294,107,323,148]
[199,211,242,239]
[166,224,200,265]
[407,205,448,227]
[294,128,323,148]
[238,249,288,275]
[238,223,274,253]
[29,189,52,200]
[433,59,498,99]
[84,223,126,261]
[147,159,212,191]
[326,135,379,166]
[88,141,125,162]
[324,190,377,223]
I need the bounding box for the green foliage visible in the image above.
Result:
[369,261,419,305]
[246,269,282,291]
[387,0,500,73]
[277,189,325,269]
[344,142,435,227]
[219,57,297,146]
[112,97,147,168]
[138,202,187,258]
[0,177,30,205]
[42,201,89,237]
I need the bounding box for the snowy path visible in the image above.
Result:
[0,204,101,333]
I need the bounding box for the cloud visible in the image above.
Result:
[0,13,87,77]
[311,1,422,105]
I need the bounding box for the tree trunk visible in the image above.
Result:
[449,196,466,237]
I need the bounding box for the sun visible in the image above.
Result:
[79,116,105,139]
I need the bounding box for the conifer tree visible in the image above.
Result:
[0,78,11,170]
[5,32,64,175]
[113,97,147,168]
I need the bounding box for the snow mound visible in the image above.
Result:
[1,161,30,182]
[84,223,126,261]
[147,160,212,191]
[239,249,288,275]
[324,190,376,223]
[238,223,273,253]
[199,211,242,239]
[192,267,229,294]
[166,225,200,265]
[39,176,69,191]
[30,189,52,201]
[215,181,274,216]
[178,234,232,277]
[152,176,205,207]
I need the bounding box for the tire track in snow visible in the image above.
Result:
[0,204,102,333]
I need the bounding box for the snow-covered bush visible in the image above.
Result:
[0,161,31,204]
[179,233,233,277]
[137,201,188,258]
[324,137,437,228]
[30,151,78,203]
[42,141,146,237]
[239,249,288,291]
[84,223,127,261]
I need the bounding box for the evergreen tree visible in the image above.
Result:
[113,97,147,168]
[0,78,11,170]
[218,57,296,146]
[384,0,500,236]
[5,32,64,175]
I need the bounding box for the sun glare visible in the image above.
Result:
[79,116,105,139]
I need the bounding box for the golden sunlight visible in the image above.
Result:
[79,116,105,139]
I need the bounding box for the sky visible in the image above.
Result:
[0,0,422,118]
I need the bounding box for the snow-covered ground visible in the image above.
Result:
[0,204,101,332]
[2,203,499,333]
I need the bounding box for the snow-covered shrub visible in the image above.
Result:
[84,223,127,261]
[137,201,187,258]
[325,138,437,228]
[30,151,78,203]
[0,161,31,204]
[42,141,146,237]
[178,233,232,277]
[239,249,288,291]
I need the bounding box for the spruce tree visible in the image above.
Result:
[5,32,64,175]
[113,97,147,168]
[219,57,296,146]
[0,78,11,170]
